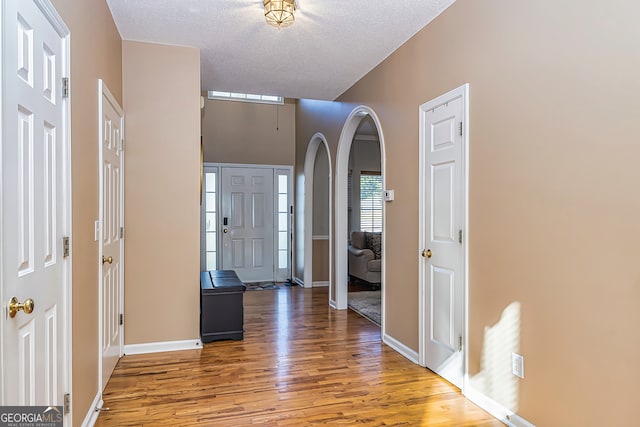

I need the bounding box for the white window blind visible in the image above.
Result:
[360,173,382,232]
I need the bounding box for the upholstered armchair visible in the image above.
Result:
[348,231,381,284]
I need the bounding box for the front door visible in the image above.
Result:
[1,0,70,406]
[220,167,274,282]
[419,84,468,389]
[99,80,123,390]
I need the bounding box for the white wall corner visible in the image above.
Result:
[80,392,103,427]
[464,383,536,427]
[124,339,202,356]
[382,333,420,364]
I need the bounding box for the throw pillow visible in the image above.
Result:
[365,232,382,259]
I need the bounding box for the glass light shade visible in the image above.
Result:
[264,0,295,28]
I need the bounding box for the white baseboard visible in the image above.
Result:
[382,333,419,364]
[465,384,535,427]
[293,276,304,287]
[80,392,102,427]
[124,339,202,355]
[312,281,329,287]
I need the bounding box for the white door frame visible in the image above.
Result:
[334,106,386,322]
[0,0,72,415]
[418,83,469,389]
[97,79,124,391]
[302,133,332,290]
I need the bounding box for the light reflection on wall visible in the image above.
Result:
[469,302,521,412]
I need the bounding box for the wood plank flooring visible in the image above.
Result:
[96,286,502,426]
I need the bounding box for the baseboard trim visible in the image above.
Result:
[124,339,202,355]
[465,384,536,427]
[312,281,329,287]
[80,392,102,427]
[382,333,419,364]
[293,277,304,287]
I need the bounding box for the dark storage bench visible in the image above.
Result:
[200,270,246,342]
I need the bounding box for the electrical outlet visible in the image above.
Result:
[512,352,524,378]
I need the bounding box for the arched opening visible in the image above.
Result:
[303,133,332,291]
[334,107,386,323]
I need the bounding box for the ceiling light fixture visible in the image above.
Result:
[264,0,296,29]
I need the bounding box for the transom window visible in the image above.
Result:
[207,91,284,105]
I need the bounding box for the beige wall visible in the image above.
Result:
[49,0,122,424]
[201,98,295,165]
[312,143,330,236]
[295,0,640,425]
[312,239,330,283]
[294,100,354,287]
[122,41,201,344]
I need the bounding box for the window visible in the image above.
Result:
[276,170,291,277]
[360,173,382,232]
[207,90,284,105]
[202,167,218,270]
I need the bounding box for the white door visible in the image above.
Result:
[419,84,468,389]
[1,0,70,407]
[99,80,123,390]
[220,167,274,282]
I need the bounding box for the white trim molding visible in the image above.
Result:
[302,133,333,294]
[293,276,304,287]
[382,334,419,364]
[80,392,103,427]
[312,281,329,287]
[124,339,202,355]
[465,384,536,427]
[312,235,329,240]
[334,106,386,334]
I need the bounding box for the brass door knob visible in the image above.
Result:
[102,255,113,264]
[9,297,35,318]
[421,249,433,258]
[223,228,229,234]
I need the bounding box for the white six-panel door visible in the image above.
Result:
[99,80,123,391]
[1,0,70,407]
[220,167,275,282]
[419,85,468,389]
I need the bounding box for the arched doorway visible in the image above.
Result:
[303,133,332,291]
[334,107,386,318]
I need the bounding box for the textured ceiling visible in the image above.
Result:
[106,0,455,100]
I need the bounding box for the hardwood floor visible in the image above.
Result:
[96,287,502,426]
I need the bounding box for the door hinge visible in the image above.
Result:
[458,335,463,352]
[119,226,124,239]
[458,229,463,244]
[119,138,124,152]
[63,393,71,414]
[63,236,70,257]
[62,77,69,98]
[119,314,124,326]
[459,121,463,136]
